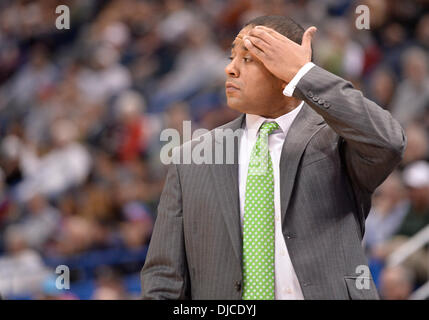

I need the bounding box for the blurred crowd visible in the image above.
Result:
[0,0,428,300]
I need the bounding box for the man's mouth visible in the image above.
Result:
[225,82,240,93]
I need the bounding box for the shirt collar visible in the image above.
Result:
[245,101,304,140]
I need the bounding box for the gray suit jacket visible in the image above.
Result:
[141,65,406,299]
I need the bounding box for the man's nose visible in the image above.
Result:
[225,60,239,77]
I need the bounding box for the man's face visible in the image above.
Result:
[225,26,285,115]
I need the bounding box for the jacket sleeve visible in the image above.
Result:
[293,65,407,195]
[141,163,190,300]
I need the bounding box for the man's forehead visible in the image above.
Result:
[232,26,252,49]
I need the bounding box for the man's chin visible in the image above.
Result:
[226,98,246,113]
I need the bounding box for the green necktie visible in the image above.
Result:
[243,121,279,300]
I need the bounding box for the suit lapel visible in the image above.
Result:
[279,103,325,227]
[209,105,325,265]
[210,114,245,265]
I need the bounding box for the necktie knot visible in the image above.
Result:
[259,121,279,136]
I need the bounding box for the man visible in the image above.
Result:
[141,16,406,299]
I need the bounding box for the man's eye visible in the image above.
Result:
[228,56,234,60]
[243,57,251,62]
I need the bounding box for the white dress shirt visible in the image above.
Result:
[238,61,316,299]
[239,101,305,300]
[282,62,315,97]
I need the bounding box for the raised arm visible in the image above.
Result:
[293,65,406,193]
[243,25,406,194]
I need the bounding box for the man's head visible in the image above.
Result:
[225,16,306,117]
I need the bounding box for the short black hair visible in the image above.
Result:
[243,15,305,45]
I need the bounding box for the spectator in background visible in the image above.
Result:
[395,161,429,237]
[153,21,227,110]
[91,266,129,300]
[314,18,364,80]
[120,202,153,251]
[391,47,429,126]
[15,193,60,251]
[113,90,148,163]
[402,123,429,166]
[76,44,132,105]
[52,215,98,256]
[367,67,397,111]
[0,226,51,298]
[0,134,27,189]
[0,43,57,112]
[16,119,91,202]
[373,161,429,286]
[379,265,415,300]
[416,13,429,50]
[364,172,409,253]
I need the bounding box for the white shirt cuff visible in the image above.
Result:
[282,62,315,97]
